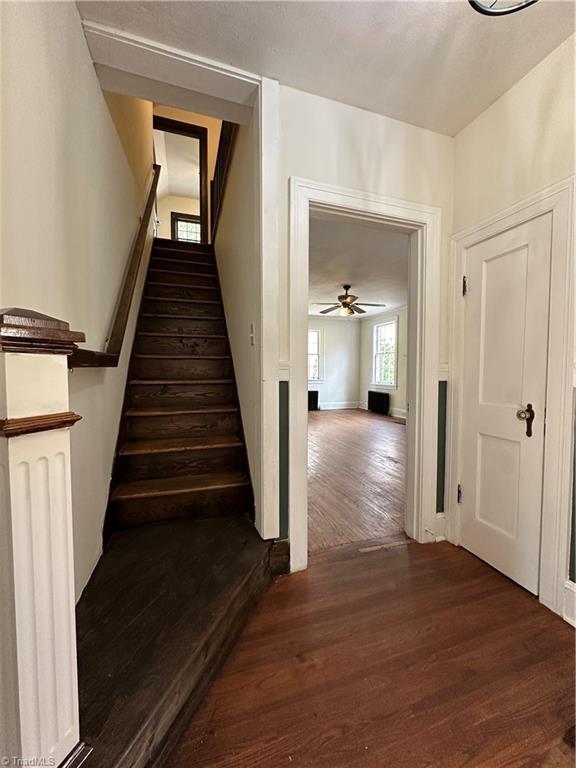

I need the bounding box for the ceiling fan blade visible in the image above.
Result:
[313,302,342,305]
[319,305,340,314]
[351,304,366,314]
[356,303,387,307]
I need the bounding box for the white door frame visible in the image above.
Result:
[447,177,574,616]
[289,177,442,571]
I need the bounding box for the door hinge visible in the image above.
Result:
[462,275,468,296]
[457,484,463,504]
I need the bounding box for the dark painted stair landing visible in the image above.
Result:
[77,518,272,768]
[76,239,272,767]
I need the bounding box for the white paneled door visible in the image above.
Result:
[460,213,552,594]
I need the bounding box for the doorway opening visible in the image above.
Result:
[288,178,442,572]
[153,113,209,243]
[307,211,411,552]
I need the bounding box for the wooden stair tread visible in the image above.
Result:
[144,296,222,305]
[148,269,218,279]
[119,435,243,456]
[145,281,220,291]
[153,238,214,251]
[125,405,239,417]
[129,378,233,385]
[151,256,216,267]
[134,354,230,360]
[76,517,270,768]
[112,471,249,501]
[137,332,226,340]
[141,313,224,321]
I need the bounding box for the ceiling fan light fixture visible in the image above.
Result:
[340,306,354,317]
[468,0,540,15]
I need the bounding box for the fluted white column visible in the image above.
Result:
[0,309,90,768]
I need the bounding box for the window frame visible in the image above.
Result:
[307,328,323,383]
[372,317,398,389]
[171,211,202,243]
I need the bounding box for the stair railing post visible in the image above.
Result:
[0,309,91,768]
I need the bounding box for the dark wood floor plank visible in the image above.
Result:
[166,542,574,768]
[308,410,406,551]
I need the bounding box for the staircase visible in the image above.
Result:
[76,236,272,768]
[108,237,253,530]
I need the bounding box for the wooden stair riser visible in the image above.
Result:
[134,334,229,356]
[113,485,251,527]
[148,270,219,288]
[153,238,214,255]
[139,315,226,335]
[129,382,236,408]
[133,356,234,380]
[151,249,215,265]
[151,258,217,275]
[118,446,245,482]
[141,298,224,318]
[144,284,221,302]
[125,410,242,440]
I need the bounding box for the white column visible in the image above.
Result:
[0,310,90,768]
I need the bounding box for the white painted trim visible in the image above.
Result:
[438,363,449,380]
[317,401,362,411]
[82,22,260,125]
[563,581,576,627]
[447,177,574,617]
[255,77,281,540]
[289,177,441,571]
[390,407,407,419]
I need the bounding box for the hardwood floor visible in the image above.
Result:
[166,540,575,768]
[308,409,406,551]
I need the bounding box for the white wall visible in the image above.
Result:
[0,2,153,598]
[307,318,361,409]
[278,86,454,367]
[157,194,200,238]
[214,115,262,523]
[454,35,575,231]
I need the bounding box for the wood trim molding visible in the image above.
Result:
[68,164,160,368]
[0,411,82,438]
[0,309,85,355]
[153,118,209,244]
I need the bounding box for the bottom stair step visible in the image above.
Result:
[76,517,271,768]
[111,471,251,526]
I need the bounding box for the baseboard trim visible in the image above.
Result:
[563,580,576,626]
[318,401,361,411]
[390,407,407,419]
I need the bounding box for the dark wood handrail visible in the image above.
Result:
[211,122,238,241]
[68,164,160,369]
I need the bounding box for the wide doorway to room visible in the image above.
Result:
[307,209,411,553]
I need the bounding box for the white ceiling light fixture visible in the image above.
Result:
[469,0,541,15]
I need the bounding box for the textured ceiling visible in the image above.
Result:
[153,130,200,200]
[309,211,409,318]
[78,0,574,135]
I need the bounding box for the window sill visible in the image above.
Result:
[370,383,397,391]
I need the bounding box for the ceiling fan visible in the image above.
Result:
[315,285,386,316]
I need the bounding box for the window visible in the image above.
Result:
[373,320,397,387]
[171,212,202,243]
[308,329,321,381]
